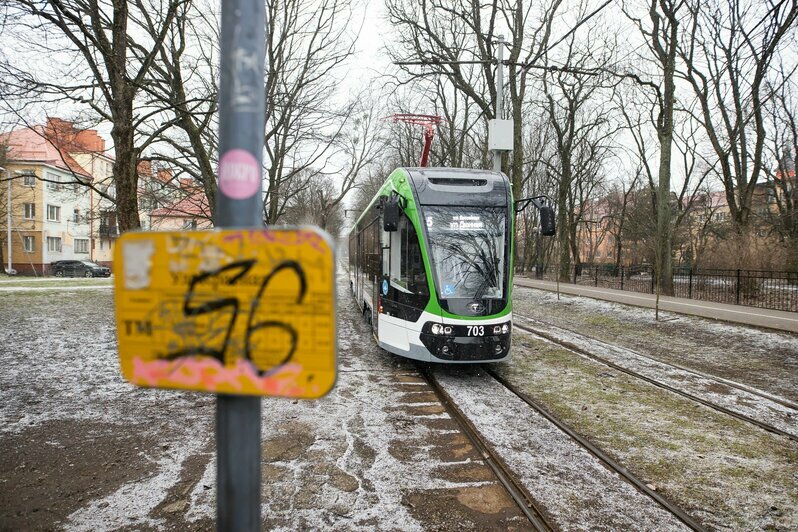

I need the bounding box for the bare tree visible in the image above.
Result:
[281,172,346,235]
[540,33,619,281]
[763,66,798,254]
[604,170,642,270]
[262,0,361,224]
[679,0,798,233]
[385,0,563,196]
[144,1,219,217]
[621,0,687,295]
[6,0,184,231]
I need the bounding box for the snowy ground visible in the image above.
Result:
[511,285,798,401]
[515,315,798,438]
[433,366,687,531]
[0,272,526,530]
[508,286,798,530]
[1,275,797,530]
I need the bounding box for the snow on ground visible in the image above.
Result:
[512,285,798,402]
[517,286,797,349]
[0,285,113,292]
[517,315,798,438]
[181,310,498,530]
[0,286,213,530]
[1,272,526,530]
[433,366,687,532]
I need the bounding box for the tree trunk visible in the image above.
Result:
[111,101,141,232]
[556,165,571,282]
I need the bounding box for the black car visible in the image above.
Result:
[52,260,112,278]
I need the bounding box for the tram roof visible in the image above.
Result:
[350,167,511,230]
[404,167,510,207]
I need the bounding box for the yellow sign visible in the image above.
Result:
[113,228,336,399]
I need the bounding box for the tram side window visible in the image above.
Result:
[349,234,355,271]
[365,219,380,280]
[392,215,429,309]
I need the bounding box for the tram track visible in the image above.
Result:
[512,316,798,441]
[417,364,554,531]
[515,314,798,411]
[418,362,706,531]
[483,366,707,532]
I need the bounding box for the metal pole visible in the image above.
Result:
[216,1,266,530]
[493,35,504,173]
[2,167,11,274]
[736,269,741,305]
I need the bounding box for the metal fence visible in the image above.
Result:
[525,265,798,313]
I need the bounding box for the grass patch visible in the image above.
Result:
[584,314,622,329]
[502,332,798,530]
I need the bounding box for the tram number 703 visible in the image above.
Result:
[466,325,485,337]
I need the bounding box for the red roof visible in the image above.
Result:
[0,120,103,179]
[150,186,211,218]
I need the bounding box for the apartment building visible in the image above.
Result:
[2,119,216,275]
[0,126,94,275]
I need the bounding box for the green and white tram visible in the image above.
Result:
[349,167,551,363]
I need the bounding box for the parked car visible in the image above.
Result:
[52,260,112,278]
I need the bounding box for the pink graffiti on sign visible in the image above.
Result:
[130,356,312,397]
[242,229,328,253]
[219,149,260,199]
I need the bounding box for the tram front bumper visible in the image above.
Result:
[420,321,511,361]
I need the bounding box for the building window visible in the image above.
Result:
[46,173,61,191]
[75,239,89,253]
[22,173,36,187]
[73,209,80,223]
[47,205,61,222]
[23,203,35,219]
[23,236,34,252]
[47,236,62,252]
[183,219,198,230]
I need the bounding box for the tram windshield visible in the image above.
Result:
[423,206,507,300]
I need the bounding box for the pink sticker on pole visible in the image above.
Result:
[219,149,260,199]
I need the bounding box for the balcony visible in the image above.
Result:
[99,224,120,238]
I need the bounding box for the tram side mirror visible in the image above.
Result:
[540,206,556,236]
[383,198,400,232]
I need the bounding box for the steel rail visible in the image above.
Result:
[513,320,797,442]
[483,366,708,532]
[517,315,798,412]
[417,364,553,532]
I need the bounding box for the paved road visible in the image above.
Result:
[515,277,798,334]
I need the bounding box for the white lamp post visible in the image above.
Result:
[1,166,10,275]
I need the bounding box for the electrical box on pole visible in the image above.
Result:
[488,119,514,151]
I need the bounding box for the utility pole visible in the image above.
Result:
[393,36,512,173]
[216,1,266,529]
[493,35,505,172]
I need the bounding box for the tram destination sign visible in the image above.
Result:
[113,228,336,399]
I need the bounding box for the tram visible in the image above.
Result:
[348,167,553,363]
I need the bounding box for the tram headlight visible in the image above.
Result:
[443,326,453,335]
[431,323,443,335]
[493,323,510,335]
